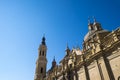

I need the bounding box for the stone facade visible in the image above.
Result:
[35,20,120,80]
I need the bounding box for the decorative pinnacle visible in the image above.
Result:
[42,34,46,45]
[66,43,69,49]
[88,17,91,24]
[53,56,55,62]
[43,33,45,37]
[93,16,96,23]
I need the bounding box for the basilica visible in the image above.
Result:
[34,19,120,80]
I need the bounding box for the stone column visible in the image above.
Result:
[94,60,103,80]
[101,55,115,80]
[84,64,90,80]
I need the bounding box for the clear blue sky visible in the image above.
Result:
[0,0,120,80]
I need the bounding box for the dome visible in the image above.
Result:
[84,30,110,41]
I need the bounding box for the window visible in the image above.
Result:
[41,67,43,73]
[42,51,44,56]
[70,64,72,68]
[40,51,41,56]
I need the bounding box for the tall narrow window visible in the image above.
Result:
[42,51,44,56]
[40,51,41,56]
[70,64,72,68]
[41,67,43,73]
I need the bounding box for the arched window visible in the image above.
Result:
[42,51,44,56]
[41,67,43,73]
[40,51,41,56]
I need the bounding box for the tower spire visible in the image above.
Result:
[52,56,56,68]
[66,43,70,55]
[42,35,46,45]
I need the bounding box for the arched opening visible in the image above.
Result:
[42,51,44,56]
[41,67,43,73]
[40,51,41,56]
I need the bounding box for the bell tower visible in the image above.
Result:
[34,36,47,80]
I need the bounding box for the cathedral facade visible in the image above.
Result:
[34,20,120,80]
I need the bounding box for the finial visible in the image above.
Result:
[66,42,70,52]
[66,43,69,49]
[76,44,80,49]
[53,56,56,62]
[43,33,45,37]
[93,16,96,23]
[42,34,46,45]
[88,16,90,24]
[53,56,55,62]
[72,46,75,49]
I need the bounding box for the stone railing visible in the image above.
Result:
[102,28,120,49]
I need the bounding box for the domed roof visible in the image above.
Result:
[84,18,110,41]
[84,29,109,41]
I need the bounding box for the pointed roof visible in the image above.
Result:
[51,56,56,69]
[66,43,70,51]
[42,35,46,45]
[53,56,56,62]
